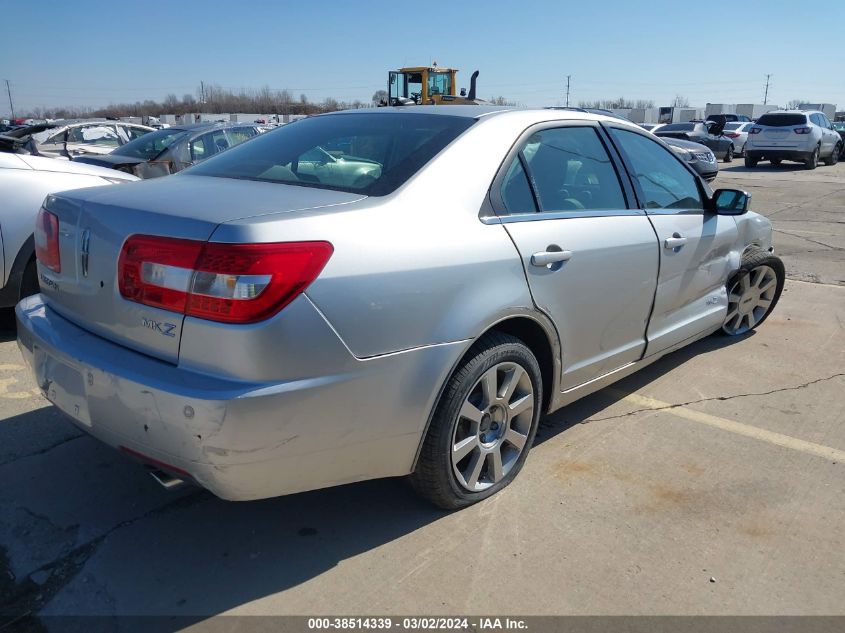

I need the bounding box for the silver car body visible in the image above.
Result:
[16,107,774,501]
[0,153,137,307]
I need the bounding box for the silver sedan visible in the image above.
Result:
[17,107,784,509]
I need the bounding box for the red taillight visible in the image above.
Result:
[794,127,811,135]
[724,132,740,138]
[748,127,762,134]
[118,235,333,324]
[35,208,61,273]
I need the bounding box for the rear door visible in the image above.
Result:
[606,125,737,354]
[491,122,659,390]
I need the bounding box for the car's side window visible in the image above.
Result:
[500,155,537,214]
[190,130,228,162]
[516,126,626,213]
[609,128,704,211]
[809,114,822,127]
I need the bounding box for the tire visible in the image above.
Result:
[823,143,841,166]
[740,142,747,157]
[744,156,757,168]
[723,145,733,163]
[410,332,542,510]
[770,158,782,166]
[721,248,785,336]
[805,146,819,170]
[19,258,39,301]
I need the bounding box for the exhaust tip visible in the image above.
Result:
[148,468,185,490]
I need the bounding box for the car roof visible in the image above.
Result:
[323,105,516,119]
[317,105,652,129]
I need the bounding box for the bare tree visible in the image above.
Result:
[372,90,388,105]
[672,94,690,107]
[786,98,808,110]
[489,96,516,106]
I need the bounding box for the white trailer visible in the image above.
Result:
[705,103,737,118]
[799,103,837,119]
[736,104,777,120]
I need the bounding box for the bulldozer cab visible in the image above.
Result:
[388,66,458,105]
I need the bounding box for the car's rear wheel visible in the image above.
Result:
[824,143,841,166]
[805,146,819,170]
[410,332,542,509]
[721,249,784,336]
[744,156,757,168]
[723,145,733,163]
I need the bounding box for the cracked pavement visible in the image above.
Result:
[0,163,844,628]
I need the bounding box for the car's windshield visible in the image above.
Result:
[658,123,695,132]
[112,128,188,159]
[187,113,476,196]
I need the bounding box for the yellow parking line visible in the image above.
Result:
[621,392,845,462]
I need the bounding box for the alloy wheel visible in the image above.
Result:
[451,362,534,491]
[723,265,779,335]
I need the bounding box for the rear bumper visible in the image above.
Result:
[16,295,463,500]
[746,149,814,162]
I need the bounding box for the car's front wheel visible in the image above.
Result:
[740,142,747,157]
[411,332,542,509]
[723,145,733,163]
[722,248,785,336]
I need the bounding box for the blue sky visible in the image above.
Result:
[1,0,843,116]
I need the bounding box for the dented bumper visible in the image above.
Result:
[15,295,463,500]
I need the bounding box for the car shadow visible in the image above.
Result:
[0,308,17,343]
[533,332,753,446]
[0,332,750,630]
[719,162,809,174]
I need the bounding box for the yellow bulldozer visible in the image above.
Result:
[386,63,483,106]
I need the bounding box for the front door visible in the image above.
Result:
[607,126,738,354]
[493,123,659,390]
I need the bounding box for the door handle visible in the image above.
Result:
[664,235,688,249]
[531,250,573,267]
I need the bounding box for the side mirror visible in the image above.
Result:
[710,188,750,215]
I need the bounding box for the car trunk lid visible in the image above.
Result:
[37,176,364,363]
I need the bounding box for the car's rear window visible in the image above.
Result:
[756,113,807,127]
[187,113,476,196]
[724,122,742,130]
[658,123,695,132]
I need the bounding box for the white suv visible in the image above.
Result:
[745,110,842,170]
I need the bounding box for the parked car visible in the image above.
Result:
[17,107,783,509]
[722,122,754,156]
[661,137,718,181]
[832,121,845,158]
[0,153,137,308]
[654,122,735,162]
[705,114,751,125]
[73,122,261,178]
[638,123,663,133]
[25,120,155,157]
[745,110,842,169]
